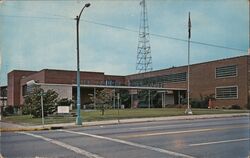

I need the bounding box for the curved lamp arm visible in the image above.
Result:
[78,3,91,20]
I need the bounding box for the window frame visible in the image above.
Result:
[215,65,238,79]
[215,85,238,100]
[130,72,187,86]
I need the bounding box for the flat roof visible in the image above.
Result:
[127,55,248,77]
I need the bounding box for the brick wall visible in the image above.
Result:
[190,56,248,108]
[248,55,250,108]
[15,69,126,106]
[126,56,249,108]
[7,70,37,106]
[7,56,249,108]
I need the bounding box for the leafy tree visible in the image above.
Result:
[23,87,59,117]
[89,89,112,115]
[138,90,158,108]
[119,89,130,108]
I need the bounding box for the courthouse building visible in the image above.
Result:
[4,54,250,109]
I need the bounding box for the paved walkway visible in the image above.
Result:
[1,113,249,132]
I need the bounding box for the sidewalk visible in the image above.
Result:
[1,113,249,132]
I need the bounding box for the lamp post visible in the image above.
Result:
[75,3,91,125]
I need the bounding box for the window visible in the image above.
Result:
[106,80,116,86]
[216,86,238,99]
[216,65,237,78]
[130,72,187,86]
[162,72,186,83]
[22,85,28,96]
[83,80,90,85]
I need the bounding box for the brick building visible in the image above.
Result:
[4,55,250,109]
[0,86,7,107]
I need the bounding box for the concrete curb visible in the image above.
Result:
[1,113,249,132]
[81,113,249,127]
[0,127,50,132]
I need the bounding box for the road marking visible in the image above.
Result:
[118,124,249,139]
[18,132,104,158]
[189,138,250,147]
[119,128,214,138]
[128,123,194,130]
[60,129,195,158]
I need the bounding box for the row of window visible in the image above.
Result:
[78,80,121,86]
[130,64,237,87]
[130,72,187,86]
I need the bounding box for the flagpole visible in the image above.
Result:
[186,12,193,115]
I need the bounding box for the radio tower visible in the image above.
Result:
[136,0,153,73]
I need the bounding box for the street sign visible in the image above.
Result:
[57,106,70,114]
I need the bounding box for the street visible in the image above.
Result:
[1,116,249,158]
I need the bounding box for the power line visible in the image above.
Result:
[82,20,247,52]
[0,14,247,53]
[0,14,73,21]
[1,3,72,19]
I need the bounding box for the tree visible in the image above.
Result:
[138,90,158,108]
[119,89,130,108]
[23,87,59,117]
[89,89,112,115]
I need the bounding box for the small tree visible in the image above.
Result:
[23,87,59,117]
[89,89,112,115]
[120,89,130,108]
[138,90,158,108]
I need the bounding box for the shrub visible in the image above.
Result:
[22,105,32,115]
[57,98,73,106]
[230,105,241,109]
[3,106,14,116]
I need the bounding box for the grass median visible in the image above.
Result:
[2,108,248,125]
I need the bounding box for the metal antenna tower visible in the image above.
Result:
[136,0,153,73]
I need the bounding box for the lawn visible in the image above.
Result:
[2,108,248,125]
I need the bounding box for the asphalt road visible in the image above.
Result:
[1,116,249,158]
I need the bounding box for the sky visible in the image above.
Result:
[0,0,249,86]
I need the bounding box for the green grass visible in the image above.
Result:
[2,114,76,125]
[2,108,248,125]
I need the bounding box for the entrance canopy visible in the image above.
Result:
[77,84,187,91]
[33,82,187,91]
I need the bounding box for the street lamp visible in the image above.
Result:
[75,3,91,125]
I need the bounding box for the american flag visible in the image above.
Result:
[188,12,191,39]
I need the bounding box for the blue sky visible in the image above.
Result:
[0,0,249,86]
